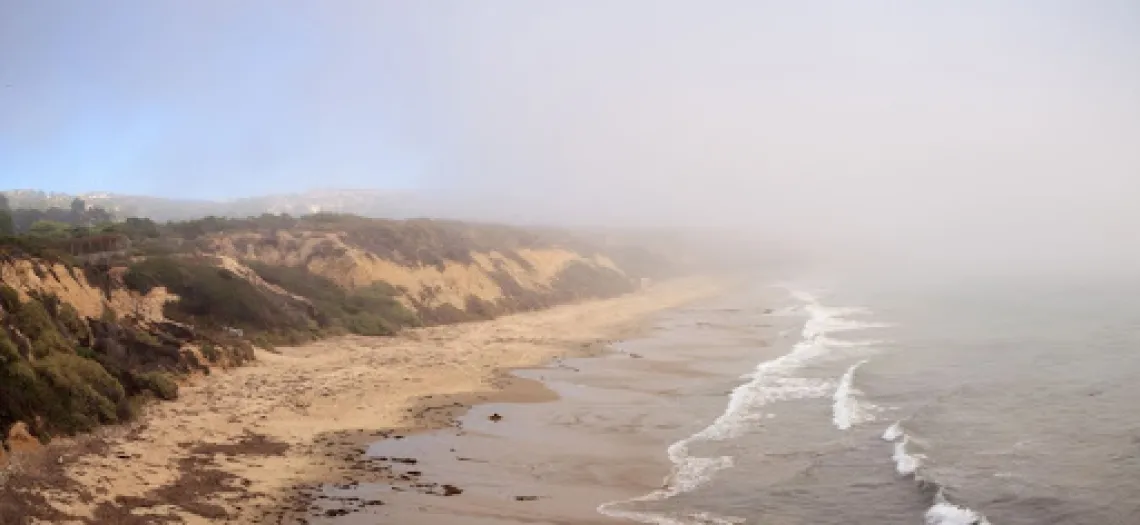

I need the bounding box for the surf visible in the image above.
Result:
[597,288,879,524]
[882,420,993,525]
[831,359,874,430]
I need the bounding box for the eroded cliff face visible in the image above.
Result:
[200,228,636,321]
[0,257,171,324]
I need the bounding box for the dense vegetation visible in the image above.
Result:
[0,195,114,236]
[119,256,421,347]
[0,285,211,442]
[247,262,419,336]
[123,257,319,340]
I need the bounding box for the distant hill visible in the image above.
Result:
[0,189,441,223]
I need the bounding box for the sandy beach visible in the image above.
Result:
[1,278,723,525]
[334,296,782,525]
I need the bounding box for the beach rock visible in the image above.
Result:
[440,484,463,496]
[7,421,41,454]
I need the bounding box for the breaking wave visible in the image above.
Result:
[597,289,881,524]
[882,421,993,525]
[831,359,875,430]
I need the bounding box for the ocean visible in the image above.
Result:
[330,273,1140,524]
[599,274,1140,525]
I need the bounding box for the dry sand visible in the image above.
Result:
[1,278,722,525]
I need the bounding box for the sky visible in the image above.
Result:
[2,1,1139,270]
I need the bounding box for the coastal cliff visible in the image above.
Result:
[0,214,657,454]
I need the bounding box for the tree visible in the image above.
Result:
[28,220,73,239]
[70,198,87,224]
[0,194,13,236]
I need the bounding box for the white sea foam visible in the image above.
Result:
[881,423,993,524]
[925,491,992,525]
[882,421,904,441]
[832,359,874,430]
[884,422,927,476]
[892,438,923,475]
[598,289,881,524]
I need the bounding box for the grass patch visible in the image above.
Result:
[134,370,179,401]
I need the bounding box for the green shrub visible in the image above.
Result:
[0,331,19,364]
[248,262,421,335]
[199,342,220,363]
[31,353,125,434]
[250,333,275,350]
[12,298,53,337]
[116,395,147,422]
[12,300,70,357]
[0,360,48,437]
[57,303,87,339]
[27,220,73,239]
[343,314,398,336]
[551,261,634,300]
[134,371,178,401]
[122,256,180,294]
[125,257,318,339]
[30,336,65,359]
[0,284,19,312]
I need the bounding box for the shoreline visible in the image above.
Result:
[1,277,724,525]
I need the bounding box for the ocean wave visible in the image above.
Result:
[882,421,993,525]
[598,289,880,524]
[927,495,992,525]
[882,421,904,441]
[831,359,875,430]
[892,438,923,475]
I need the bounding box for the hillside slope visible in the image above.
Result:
[0,214,662,455]
[194,216,636,323]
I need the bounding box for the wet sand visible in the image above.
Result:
[323,358,675,524]
[0,278,723,525]
[312,298,781,525]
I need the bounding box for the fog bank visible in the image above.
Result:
[5,1,1139,274]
